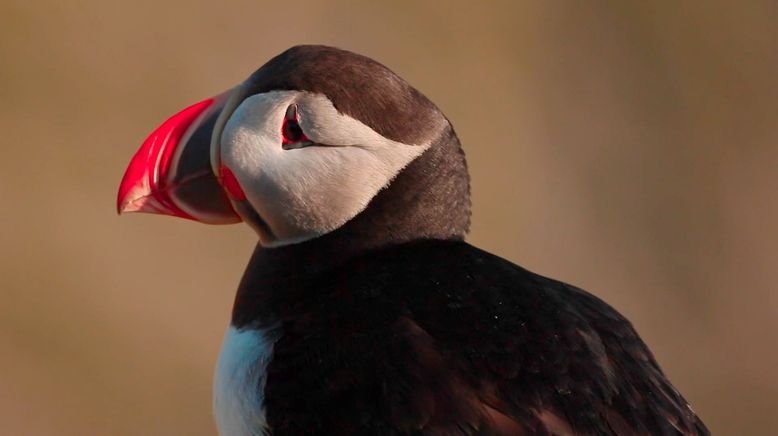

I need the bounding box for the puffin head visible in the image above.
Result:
[118,45,470,248]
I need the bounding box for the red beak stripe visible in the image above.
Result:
[117,98,215,219]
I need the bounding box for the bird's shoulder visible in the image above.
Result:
[264,240,709,435]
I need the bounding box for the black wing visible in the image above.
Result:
[261,240,709,435]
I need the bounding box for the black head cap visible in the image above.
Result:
[243,45,444,145]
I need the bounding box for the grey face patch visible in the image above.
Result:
[220,91,436,247]
[206,45,469,248]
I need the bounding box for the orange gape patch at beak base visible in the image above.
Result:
[219,164,247,201]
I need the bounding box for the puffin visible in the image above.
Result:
[117,45,709,436]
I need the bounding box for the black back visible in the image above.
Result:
[235,239,709,435]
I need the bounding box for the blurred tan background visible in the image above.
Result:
[1,0,776,434]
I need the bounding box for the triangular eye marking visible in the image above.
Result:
[281,104,311,149]
[285,104,298,121]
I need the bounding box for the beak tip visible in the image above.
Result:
[117,173,149,216]
[116,193,127,215]
[116,201,128,215]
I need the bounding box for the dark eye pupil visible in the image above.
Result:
[283,119,303,143]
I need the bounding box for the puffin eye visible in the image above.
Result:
[281,104,310,148]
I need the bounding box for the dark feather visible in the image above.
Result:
[235,239,709,435]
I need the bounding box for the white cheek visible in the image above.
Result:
[221,91,429,246]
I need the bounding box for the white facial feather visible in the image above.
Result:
[213,326,279,436]
[220,91,431,247]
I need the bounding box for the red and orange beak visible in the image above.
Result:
[117,90,241,224]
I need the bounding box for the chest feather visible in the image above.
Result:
[213,325,279,436]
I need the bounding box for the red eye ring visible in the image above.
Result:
[281,104,309,146]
